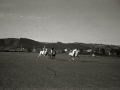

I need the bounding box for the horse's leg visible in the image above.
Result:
[70,54,75,60]
[52,54,55,59]
[52,55,53,60]
[43,52,45,56]
[38,51,43,57]
[38,52,41,57]
[72,57,74,60]
[78,54,80,58]
[49,54,51,58]
[45,54,47,57]
[69,55,71,61]
[53,54,55,59]
[38,53,39,57]
[45,54,47,59]
[76,55,80,61]
[52,55,54,59]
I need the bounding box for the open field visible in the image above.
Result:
[0,52,120,90]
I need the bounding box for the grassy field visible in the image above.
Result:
[0,52,120,90]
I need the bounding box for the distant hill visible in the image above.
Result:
[0,38,117,51]
[0,38,20,50]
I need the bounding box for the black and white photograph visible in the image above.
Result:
[0,0,120,90]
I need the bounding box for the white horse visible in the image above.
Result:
[38,49,48,57]
[69,49,80,61]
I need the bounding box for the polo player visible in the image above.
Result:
[72,49,77,57]
[43,46,47,55]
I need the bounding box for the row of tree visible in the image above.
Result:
[93,47,120,56]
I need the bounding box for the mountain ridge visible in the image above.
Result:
[0,38,117,51]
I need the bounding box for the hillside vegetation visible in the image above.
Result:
[0,38,117,51]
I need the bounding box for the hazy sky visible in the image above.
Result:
[0,0,120,45]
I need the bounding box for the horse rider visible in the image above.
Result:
[72,48,77,57]
[43,46,46,51]
[43,46,47,55]
[51,46,54,53]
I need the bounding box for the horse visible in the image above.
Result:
[69,49,80,61]
[47,49,56,59]
[38,49,48,58]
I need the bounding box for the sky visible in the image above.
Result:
[0,0,120,45]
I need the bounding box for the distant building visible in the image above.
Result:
[64,48,70,53]
[86,49,93,53]
[64,49,68,52]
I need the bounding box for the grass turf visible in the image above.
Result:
[0,52,120,90]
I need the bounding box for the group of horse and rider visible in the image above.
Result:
[38,46,56,59]
[38,46,81,61]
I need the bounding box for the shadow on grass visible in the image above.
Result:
[59,59,69,61]
[57,59,98,62]
[81,60,98,62]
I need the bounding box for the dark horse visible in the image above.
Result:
[47,49,56,59]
